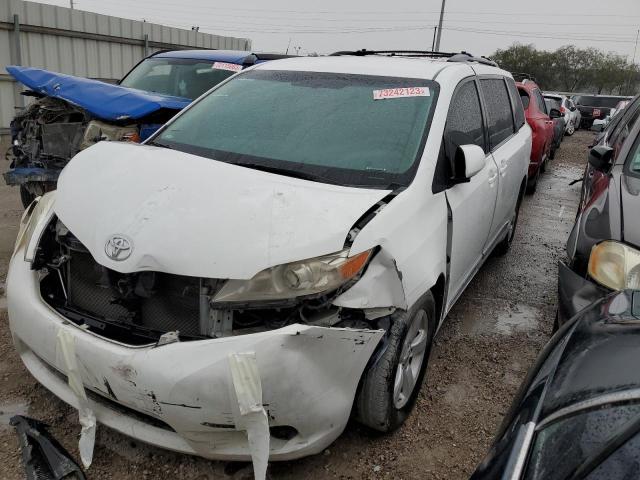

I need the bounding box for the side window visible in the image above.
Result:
[445,80,487,152]
[506,77,525,129]
[434,79,486,192]
[480,78,515,148]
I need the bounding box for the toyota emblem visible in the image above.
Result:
[105,235,132,261]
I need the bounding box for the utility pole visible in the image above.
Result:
[632,29,639,66]
[431,26,437,51]
[69,0,74,9]
[434,0,446,52]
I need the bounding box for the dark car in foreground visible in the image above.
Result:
[4,50,291,207]
[472,290,640,480]
[557,94,640,326]
[574,94,632,130]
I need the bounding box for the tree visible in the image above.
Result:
[490,43,640,94]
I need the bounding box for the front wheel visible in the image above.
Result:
[355,293,436,432]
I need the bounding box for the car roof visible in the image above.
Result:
[252,55,510,80]
[516,80,541,92]
[152,49,291,64]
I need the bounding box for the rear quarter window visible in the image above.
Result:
[480,78,515,148]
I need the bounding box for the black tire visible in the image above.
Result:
[19,185,36,209]
[526,165,540,195]
[355,292,436,432]
[549,146,555,161]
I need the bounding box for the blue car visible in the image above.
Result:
[4,50,291,207]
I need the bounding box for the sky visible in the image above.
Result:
[39,0,640,60]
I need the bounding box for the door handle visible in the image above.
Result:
[488,170,498,185]
[499,161,508,176]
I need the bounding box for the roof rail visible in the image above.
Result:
[329,49,499,67]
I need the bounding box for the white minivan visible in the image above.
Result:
[7,52,531,468]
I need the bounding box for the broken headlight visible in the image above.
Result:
[588,240,640,290]
[80,121,139,150]
[213,249,373,303]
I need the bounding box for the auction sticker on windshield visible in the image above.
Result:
[373,87,430,100]
[212,62,243,72]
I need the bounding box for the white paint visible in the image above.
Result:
[55,142,390,279]
[8,249,384,460]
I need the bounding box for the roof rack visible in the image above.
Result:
[329,49,498,67]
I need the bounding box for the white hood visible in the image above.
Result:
[55,142,389,279]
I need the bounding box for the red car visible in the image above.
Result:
[516,80,559,193]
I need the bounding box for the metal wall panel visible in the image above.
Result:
[0,0,251,131]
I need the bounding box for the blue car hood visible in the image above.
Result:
[6,66,191,121]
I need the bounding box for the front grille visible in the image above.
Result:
[66,252,201,336]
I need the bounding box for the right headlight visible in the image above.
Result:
[212,248,373,304]
[588,240,640,290]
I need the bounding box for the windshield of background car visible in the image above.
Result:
[576,96,626,108]
[544,98,561,111]
[154,70,439,188]
[524,403,640,480]
[119,57,236,99]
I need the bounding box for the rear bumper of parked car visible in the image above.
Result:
[557,260,610,326]
[7,248,384,461]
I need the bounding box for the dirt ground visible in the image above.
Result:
[0,131,592,479]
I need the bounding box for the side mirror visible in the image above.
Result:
[549,108,561,119]
[455,144,485,180]
[588,145,614,172]
[570,106,577,112]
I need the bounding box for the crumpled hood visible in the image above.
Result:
[54,142,389,278]
[6,66,190,121]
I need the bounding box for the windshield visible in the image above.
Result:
[545,98,561,111]
[575,96,629,108]
[120,57,236,99]
[524,403,640,480]
[154,69,439,188]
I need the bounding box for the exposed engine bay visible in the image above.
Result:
[36,217,375,346]
[5,95,174,205]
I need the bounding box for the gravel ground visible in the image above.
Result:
[0,130,592,479]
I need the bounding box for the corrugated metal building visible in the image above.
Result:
[0,0,251,135]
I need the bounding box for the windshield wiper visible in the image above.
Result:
[147,139,173,149]
[566,414,640,480]
[231,162,336,184]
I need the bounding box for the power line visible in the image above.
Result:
[75,0,640,18]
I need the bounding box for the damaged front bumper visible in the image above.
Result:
[7,249,384,461]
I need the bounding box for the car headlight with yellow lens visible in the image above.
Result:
[588,240,640,290]
[212,248,373,303]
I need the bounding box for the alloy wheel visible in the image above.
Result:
[393,310,429,409]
